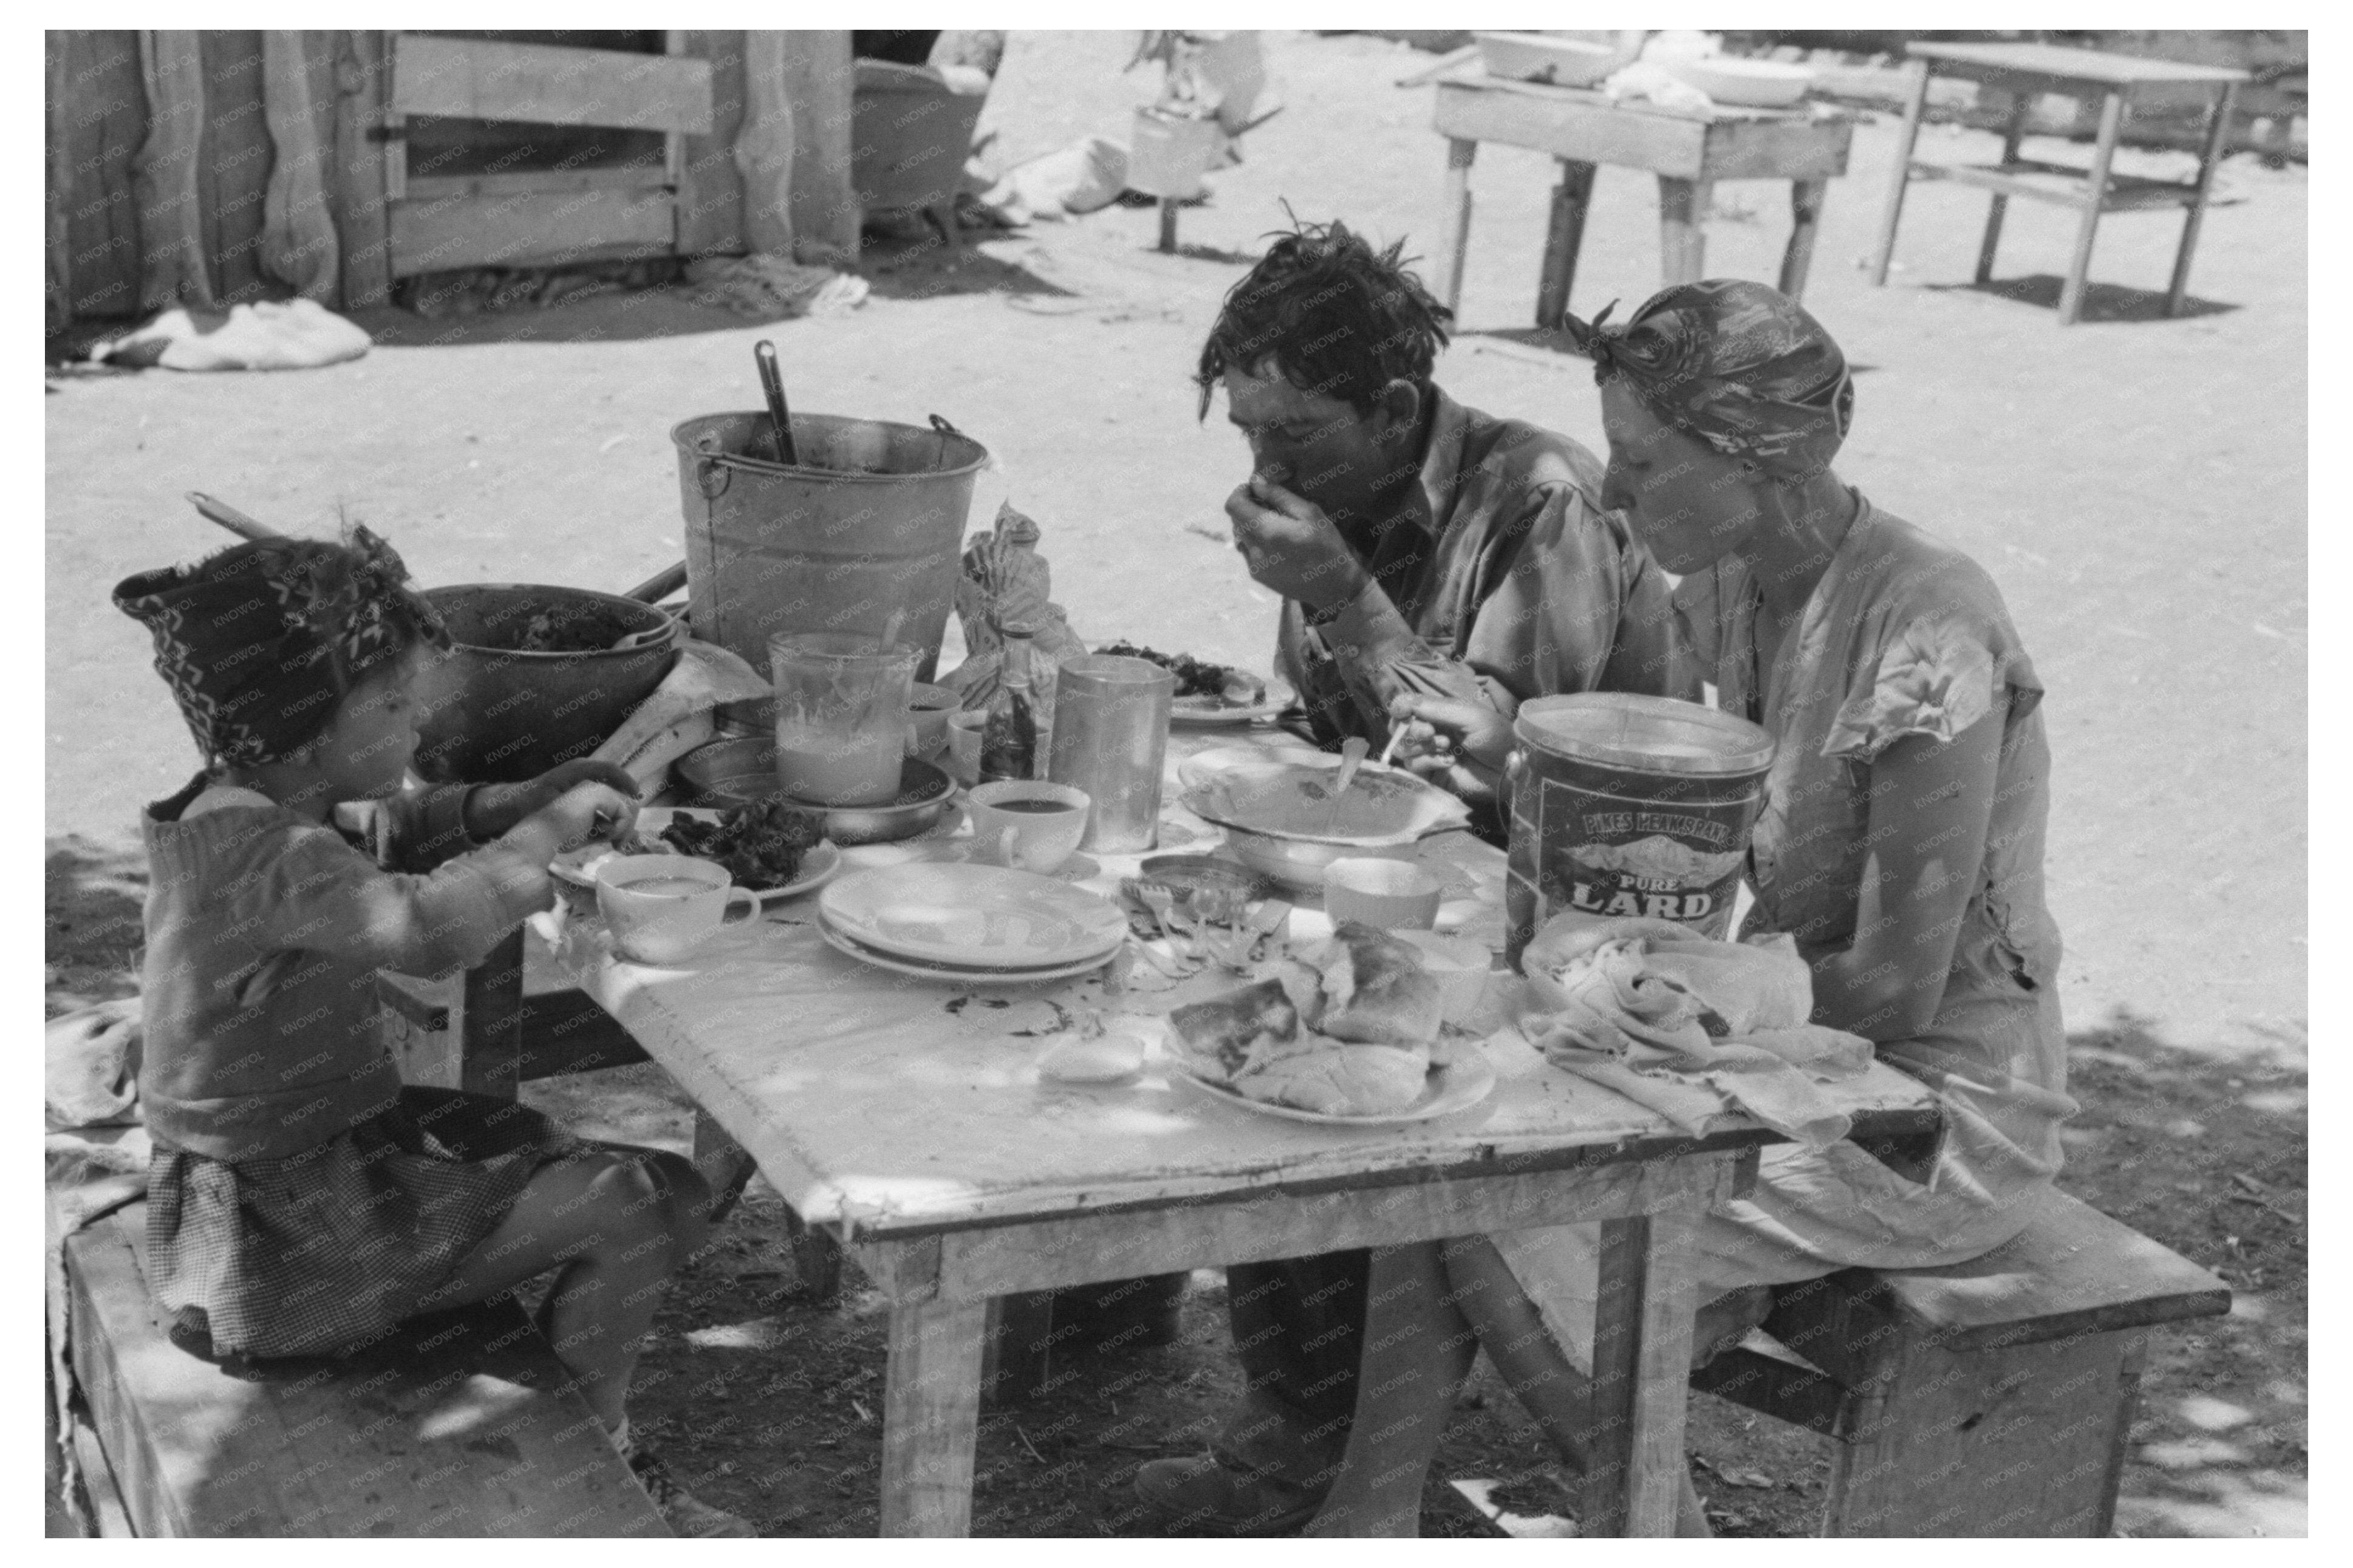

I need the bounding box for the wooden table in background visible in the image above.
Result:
[1868,42,2248,325]
[542,731,1941,1538]
[1428,73,1856,328]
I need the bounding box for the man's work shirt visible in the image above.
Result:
[1276,388,1695,751]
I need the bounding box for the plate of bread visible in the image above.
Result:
[1164,921,1497,1125]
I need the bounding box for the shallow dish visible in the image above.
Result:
[1474,32,1621,89]
[815,917,1120,985]
[552,807,841,904]
[1169,1049,1497,1127]
[1169,673,1291,728]
[819,862,1129,969]
[1659,56,1815,109]
[1180,750,1472,893]
[674,736,954,845]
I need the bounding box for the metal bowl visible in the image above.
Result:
[672,736,954,845]
[1215,827,1421,895]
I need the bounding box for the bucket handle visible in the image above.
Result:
[929,414,965,468]
[692,432,732,499]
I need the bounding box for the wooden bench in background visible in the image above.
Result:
[1689,1188,2231,1536]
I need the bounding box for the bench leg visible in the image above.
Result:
[1869,60,1931,286]
[2168,81,2238,316]
[1536,159,1596,328]
[1435,137,1477,314]
[1778,178,1828,300]
[1976,93,2032,285]
[1657,177,1709,288]
[1157,197,1178,254]
[2058,90,2126,326]
[1825,1331,2139,1536]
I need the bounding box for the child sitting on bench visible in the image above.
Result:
[113,527,753,1537]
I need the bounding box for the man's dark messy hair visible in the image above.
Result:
[1195,218,1453,419]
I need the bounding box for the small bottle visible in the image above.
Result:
[979,627,1040,783]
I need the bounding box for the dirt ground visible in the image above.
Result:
[44,32,2306,1538]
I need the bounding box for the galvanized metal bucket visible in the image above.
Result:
[671,411,989,701]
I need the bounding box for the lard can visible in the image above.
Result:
[1504,694,1776,965]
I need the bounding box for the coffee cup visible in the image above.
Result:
[946,711,987,788]
[966,781,1091,874]
[907,684,958,762]
[596,854,759,963]
[1322,857,1444,932]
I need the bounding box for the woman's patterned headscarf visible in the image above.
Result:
[1563,279,1854,480]
[114,525,448,766]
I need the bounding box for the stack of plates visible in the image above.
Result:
[815,863,1130,983]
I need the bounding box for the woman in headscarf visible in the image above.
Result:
[1319,281,2076,1536]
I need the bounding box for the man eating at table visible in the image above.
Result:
[1133,219,1692,1535]
[1200,217,1691,832]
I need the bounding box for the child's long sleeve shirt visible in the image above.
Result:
[136,775,551,1162]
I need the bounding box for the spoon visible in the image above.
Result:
[754,339,799,466]
[1325,735,1370,833]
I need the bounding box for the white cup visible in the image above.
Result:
[595,854,759,963]
[946,711,988,788]
[1322,857,1444,932]
[965,780,1091,873]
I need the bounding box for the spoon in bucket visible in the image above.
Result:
[754,339,799,467]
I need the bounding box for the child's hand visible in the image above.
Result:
[533,782,641,851]
[466,760,640,840]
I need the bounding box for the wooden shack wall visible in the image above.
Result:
[46,27,856,330]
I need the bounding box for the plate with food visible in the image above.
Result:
[1094,641,1289,727]
[553,803,840,904]
[1162,922,1497,1126]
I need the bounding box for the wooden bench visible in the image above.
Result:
[1688,1188,2231,1536]
[56,1200,666,1538]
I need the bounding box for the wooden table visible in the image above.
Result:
[1427,73,1856,328]
[1868,42,2248,325]
[542,731,1939,1537]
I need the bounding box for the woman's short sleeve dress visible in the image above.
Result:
[1489,498,2077,1366]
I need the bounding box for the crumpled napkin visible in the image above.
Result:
[1517,916,1871,1148]
[1602,61,1715,115]
[590,638,774,786]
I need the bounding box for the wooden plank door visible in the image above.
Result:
[383,32,712,276]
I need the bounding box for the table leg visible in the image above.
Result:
[879,1296,989,1536]
[2059,89,2126,326]
[1778,178,1828,300]
[1157,197,1179,254]
[1434,137,1477,314]
[2168,80,2238,317]
[1579,1213,1698,1537]
[1976,91,2033,285]
[1657,176,1709,287]
[1535,159,1596,329]
[1868,58,1932,287]
[689,1106,759,1225]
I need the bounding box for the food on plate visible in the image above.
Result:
[1167,922,1443,1116]
[654,800,821,890]
[1096,641,1266,707]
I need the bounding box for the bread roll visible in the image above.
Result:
[1308,922,1443,1048]
[1168,978,1301,1082]
[1234,1038,1430,1116]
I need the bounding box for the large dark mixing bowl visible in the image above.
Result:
[412,584,682,784]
